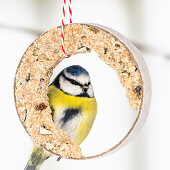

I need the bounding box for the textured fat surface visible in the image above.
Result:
[14,24,142,159]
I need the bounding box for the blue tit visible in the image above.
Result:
[25,65,97,170]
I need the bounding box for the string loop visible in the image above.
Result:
[61,0,72,58]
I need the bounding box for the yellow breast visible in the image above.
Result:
[48,85,97,145]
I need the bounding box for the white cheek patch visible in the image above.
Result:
[87,84,94,97]
[59,76,83,96]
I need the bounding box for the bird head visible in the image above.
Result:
[53,65,94,98]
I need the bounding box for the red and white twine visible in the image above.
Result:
[61,0,72,58]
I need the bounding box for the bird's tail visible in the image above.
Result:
[24,143,52,170]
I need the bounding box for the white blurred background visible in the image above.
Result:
[1,0,170,170]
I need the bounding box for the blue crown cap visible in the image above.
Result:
[65,65,89,76]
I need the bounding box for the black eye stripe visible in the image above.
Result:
[62,73,83,87]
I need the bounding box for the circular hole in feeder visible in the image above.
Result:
[50,51,138,157]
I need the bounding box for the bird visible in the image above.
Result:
[25,65,97,170]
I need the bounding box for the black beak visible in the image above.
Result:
[83,85,88,92]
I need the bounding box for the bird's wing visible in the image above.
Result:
[55,107,83,140]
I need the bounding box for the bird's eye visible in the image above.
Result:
[73,80,77,84]
[71,79,79,85]
[88,82,91,85]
